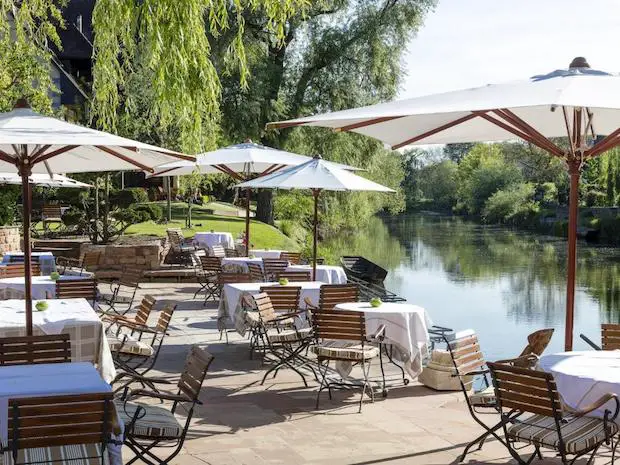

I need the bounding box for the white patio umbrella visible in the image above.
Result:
[0,99,194,335]
[237,155,393,280]
[0,172,92,188]
[267,57,620,351]
[149,141,359,251]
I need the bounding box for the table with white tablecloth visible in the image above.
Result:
[218,281,322,335]
[335,302,432,379]
[286,264,347,284]
[0,275,92,300]
[221,257,265,273]
[194,232,234,250]
[0,298,115,383]
[539,351,620,418]
[0,362,122,465]
[250,249,283,259]
[1,251,57,275]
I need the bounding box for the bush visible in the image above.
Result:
[482,183,540,225]
[110,188,149,209]
[61,207,85,227]
[274,192,313,221]
[597,216,620,244]
[134,203,163,222]
[0,186,20,226]
[112,206,150,225]
[538,182,558,205]
[585,190,607,207]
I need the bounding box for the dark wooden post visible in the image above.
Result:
[18,152,34,336]
[312,189,320,281]
[565,160,581,351]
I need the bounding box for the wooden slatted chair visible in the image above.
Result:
[259,285,302,314]
[580,324,620,351]
[280,252,301,265]
[248,293,315,385]
[101,294,156,332]
[262,258,288,281]
[224,247,239,257]
[512,328,554,368]
[210,244,226,258]
[275,271,311,282]
[0,334,71,366]
[247,262,265,282]
[117,346,214,465]
[1,263,41,278]
[41,204,64,236]
[194,256,222,302]
[312,309,384,412]
[4,393,116,465]
[488,362,619,465]
[166,229,196,266]
[100,267,143,315]
[305,283,359,312]
[55,278,98,307]
[217,273,252,342]
[5,255,40,264]
[58,250,101,276]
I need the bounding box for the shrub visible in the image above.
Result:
[274,192,313,222]
[112,206,150,225]
[61,207,85,227]
[584,190,607,207]
[538,182,558,205]
[0,186,20,226]
[110,188,149,208]
[597,216,620,244]
[482,183,539,225]
[134,203,163,222]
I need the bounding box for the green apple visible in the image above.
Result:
[370,297,382,308]
[35,301,48,312]
[278,278,289,286]
[50,272,60,281]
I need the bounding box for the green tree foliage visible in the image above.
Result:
[443,143,473,163]
[418,160,458,211]
[482,182,539,225]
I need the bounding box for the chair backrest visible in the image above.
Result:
[119,268,143,288]
[210,244,226,258]
[517,328,554,361]
[317,284,359,311]
[155,304,176,334]
[199,256,222,274]
[602,324,620,350]
[487,362,561,418]
[135,295,156,326]
[177,346,214,403]
[276,271,311,282]
[7,255,40,264]
[41,204,63,219]
[251,293,279,324]
[313,309,366,342]
[262,259,288,278]
[280,252,301,265]
[247,263,265,282]
[1,263,41,278]
[259,286,301,312]
[8,392,113,459]
[218,272,251,286]
[166,229,184,251]
[55,278,97,302]
[82,250,102,270]
[224,248,239,257]
[446,333,486,383]
[0,334,71,366]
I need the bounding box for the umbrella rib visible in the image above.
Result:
[495,109,563,157]
[215,164,245,181]
[391,113,480,149]
[586,128,620,158]
[266,120,313,130]
[96,145,154,173]
[260,164,283,176]
[32,145,79,164]
[31,144,51,159]
[151,167,178,177]
[562,106,576,158]
[0,149,16,165]
[335,116,406,132]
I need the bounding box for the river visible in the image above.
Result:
[324,214,620,360]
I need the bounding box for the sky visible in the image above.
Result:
[400,0,620,99]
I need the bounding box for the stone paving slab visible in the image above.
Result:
[115,283,614,465]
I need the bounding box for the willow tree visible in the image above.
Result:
[91,0,309,153]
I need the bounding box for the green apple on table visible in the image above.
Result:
[35,301,48,312]
[278,278,289,286]
[49,272,60,281]
[370,297,382,308]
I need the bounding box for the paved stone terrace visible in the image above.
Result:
[120,283,614,465]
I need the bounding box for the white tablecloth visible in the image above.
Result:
[1,251,57,275]
[539,351,620,419]
[335,302,432,379]
[286,265,348,284]
[218,281,322,335]
[0,298,115,383]
[221,257,264,272]
[250,249,283,259]
[0,362,121,465]
[0,275,91,300]
[194,232,234,250]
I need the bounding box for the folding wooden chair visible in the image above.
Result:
[580,324,620,350]
[118,346,214,465]
[55,278,98,307]
[488,362,619,465]
[193,256,222,303]
[259,285,302,314]
[101,294,156,332]
[1,263,41,278]
[58,250,101,275]
[262,258,288,281]
[280,252,301,264]
[304,283,359,311]
[225,247,239,257]
[210,244,226,258]
[276,271,311,282]
[247,262,265,282]
[41,204,64,236]
[166,228,196,266]
[99,267,143,315]
[0,334,71,366]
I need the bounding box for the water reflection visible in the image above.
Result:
[323,215,620,359]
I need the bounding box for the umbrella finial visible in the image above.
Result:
[569,57,590,69]
[13,98,30,109]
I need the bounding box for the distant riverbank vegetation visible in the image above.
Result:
[401,142,620,244]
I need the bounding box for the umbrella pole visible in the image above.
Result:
[245,188,251,255]
[19,156,33,336]
[565,166,580,351]
[312,189,320,281]
[166,176,172,222]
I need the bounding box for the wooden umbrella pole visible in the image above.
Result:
[245,188,251,255]
[312,189,320,281]
[19,153,33,336]
[565,163,580,351]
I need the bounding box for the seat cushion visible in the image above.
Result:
[107,333,154,357]
[2,443,109,464]
[312,340,379,361]
[508,414,618,454]
[268,327,312,343]
[117,401,183,440]
[469,386,496,407]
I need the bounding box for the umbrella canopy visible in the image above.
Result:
[149,141,360,251]
[0,100,193,336]
[268,57,620,351]
[0,173,92,188]
[237,156,393,279]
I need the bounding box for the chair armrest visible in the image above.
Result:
[371,324,386,341]
[304,297,318,310]
[495,354,539,366]
[273,310,307,322]
[112,371,173,387]
[579,333,602,351]
[564,393,620,419]
[128,388,194,404]
[116,320,157,334]
[100,313,138,325]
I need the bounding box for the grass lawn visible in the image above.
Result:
[126,202,297,250]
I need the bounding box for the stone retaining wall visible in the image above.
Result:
[0,227,20,254]
[81,241,162,270]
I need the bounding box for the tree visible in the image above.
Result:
[216,0,435,224]
[418,160,458,211]
[443,143,473,163]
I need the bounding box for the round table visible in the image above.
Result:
[539,351,620,418]
[250,249,283,259]
[193,232,234,250]
[334,302,432,379]
[286,265,347,284]
[0,275,90,300]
